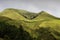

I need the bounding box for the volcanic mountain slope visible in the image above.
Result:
[0,8,60,40]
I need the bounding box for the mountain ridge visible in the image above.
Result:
[0,8,60,40]
[0,8,60,20]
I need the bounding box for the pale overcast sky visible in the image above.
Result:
[0,0,60,18]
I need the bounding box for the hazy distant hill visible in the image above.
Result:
[0,8,60,40]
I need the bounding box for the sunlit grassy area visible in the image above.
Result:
[0,8,60,40]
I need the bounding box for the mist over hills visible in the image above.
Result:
[0,8,60,40]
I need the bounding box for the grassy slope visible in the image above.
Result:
[0,8,27,20]
[34,11,60,39]
[0,8,60,39]
[0,16,20,28]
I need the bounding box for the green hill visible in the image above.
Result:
[0,8,60,40]
[0,8,37,20]
[0,16,33,40]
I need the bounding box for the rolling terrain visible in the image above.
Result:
[0,8,60,40]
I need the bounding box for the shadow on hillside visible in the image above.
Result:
[0,21,60,40]
[0,22,33,40]
[35,27,57,40]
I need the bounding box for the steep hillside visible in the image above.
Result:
[0,8,37,20]
[0,16,33,40]
[33,11,60,20]
[0,8,60,40]
[0,8,27,20]
[0,16,20,28]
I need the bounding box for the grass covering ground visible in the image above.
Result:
[0,8,60,40]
